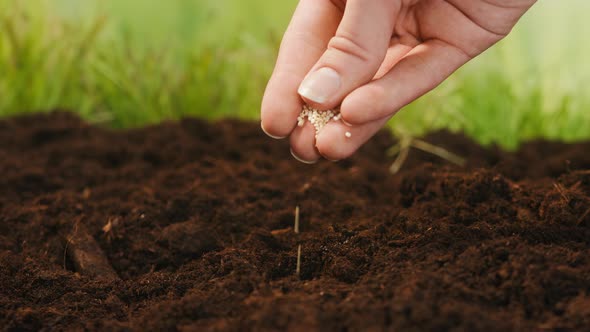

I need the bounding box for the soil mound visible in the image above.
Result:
[1,112,589,331]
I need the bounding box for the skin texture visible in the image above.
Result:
[261,0,537,163]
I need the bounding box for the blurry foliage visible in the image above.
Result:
[0,0,589,148]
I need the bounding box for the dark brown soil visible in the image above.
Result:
[1,112,589,331]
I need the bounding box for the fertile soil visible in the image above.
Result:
[1,112,589,331]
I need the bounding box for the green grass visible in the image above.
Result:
[0,0,589,148]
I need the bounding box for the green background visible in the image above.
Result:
[1,0,588,148]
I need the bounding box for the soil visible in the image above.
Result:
[1,111,589,331]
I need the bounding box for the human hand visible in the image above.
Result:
[261,0,536,163]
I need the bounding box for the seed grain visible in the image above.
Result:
[297,105,340,137]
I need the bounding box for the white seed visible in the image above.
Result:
[345,131,352,138]
[296,105,341,137]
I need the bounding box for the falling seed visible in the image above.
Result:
[294,206,300,234]
[296,244,302,276]
[345,131,352,138]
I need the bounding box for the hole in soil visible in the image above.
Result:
[62,247,76,273]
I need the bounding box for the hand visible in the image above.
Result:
[261,0,536,163]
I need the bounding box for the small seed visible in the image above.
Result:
[345,131,352,138]
[296,244,302,276]
[297,105,340,138]
[294,206,300,234]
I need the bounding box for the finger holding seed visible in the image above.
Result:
[297,105,340,138]
[290,105,343,163]
[260,0,342,139]
[290,120,322,164]
[263,0,535,161]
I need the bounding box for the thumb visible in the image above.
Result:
[297,0,397,109]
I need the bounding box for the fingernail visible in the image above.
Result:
[298,67,341,104]
[290,148,318,164]
[261,122,286,139]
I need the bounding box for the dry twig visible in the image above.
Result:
[388,136,466,174]
[553,182,570,203]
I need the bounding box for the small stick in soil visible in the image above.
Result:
[66,222,119,281]
[296,244,302,277]
[294,206,302,277]
[389,136,465,174]
[294,205,300,234]
[411,139,466,167]
[390,144,410,174]
[553,182,570,203]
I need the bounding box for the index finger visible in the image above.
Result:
[260,0,342,139]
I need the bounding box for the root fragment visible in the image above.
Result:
[389,144,410,174]
[389,137,466,174]
[411,139,466,167]
[553,182,570,204]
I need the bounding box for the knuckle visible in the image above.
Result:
[328,0,346,11]
[327,34,379,65]
[341,86,387,123]
[340,102,363,124]
[361,85,387,108]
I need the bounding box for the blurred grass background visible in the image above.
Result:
[0,0,588,148]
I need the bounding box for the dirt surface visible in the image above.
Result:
[1,112,589,331]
